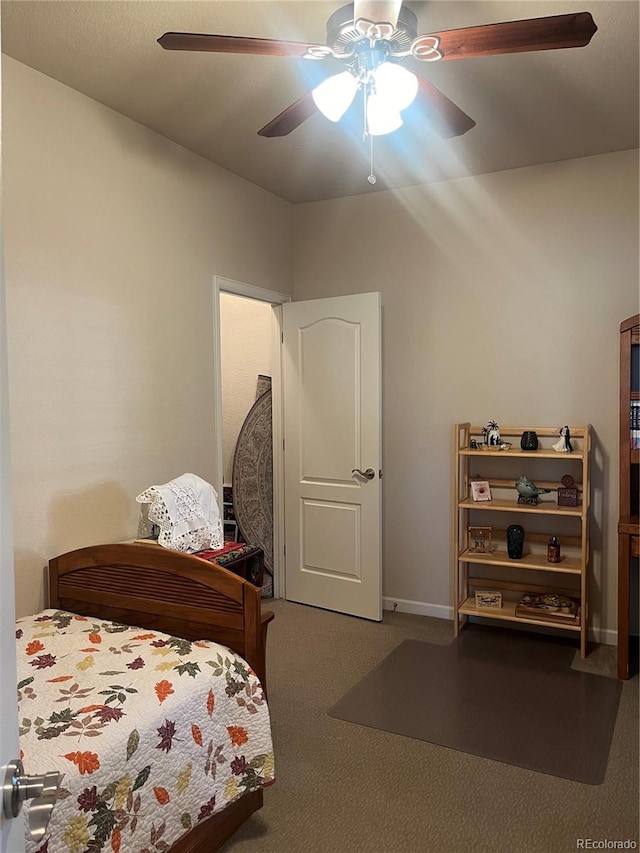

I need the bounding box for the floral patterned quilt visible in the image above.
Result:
[16,610,275,853]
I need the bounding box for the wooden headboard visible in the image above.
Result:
[48,543,273,686]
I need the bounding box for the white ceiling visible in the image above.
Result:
[2,0,638,204]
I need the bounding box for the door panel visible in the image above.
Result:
[283,292,381,621]
[301,499,361,579]
[299,318,359,481]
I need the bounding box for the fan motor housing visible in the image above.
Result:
[326,3,419,51]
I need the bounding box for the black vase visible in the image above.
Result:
[520,431,538,451]
[507,524,525,559]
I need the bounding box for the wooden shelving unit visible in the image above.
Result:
[618,315,639,679]
[453,424,591,657]
[222,485,240,542]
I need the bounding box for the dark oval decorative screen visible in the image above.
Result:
[232,389,273,594]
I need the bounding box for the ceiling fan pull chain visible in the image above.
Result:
[368,134,377,185]
[363,74,376,185]
[363,83,368,141]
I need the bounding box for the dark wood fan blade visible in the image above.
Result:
[353,1,403,27]
[421,12,597,61]
[258,92,318,137]
[158,32,325,58]
[414,77,475,137]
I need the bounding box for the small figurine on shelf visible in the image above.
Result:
[482,420,501,446]
[515,475,551,506]
[553,425,573,453]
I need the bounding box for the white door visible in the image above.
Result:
[282,292,382,620]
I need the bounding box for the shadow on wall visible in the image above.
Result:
[16,478,135,615]
[588,428,606,629]
[13,548,50,616]
[47,481,135,556]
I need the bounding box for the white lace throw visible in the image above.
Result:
[136,473,224,553]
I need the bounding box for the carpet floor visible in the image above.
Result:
[221,600,639,853]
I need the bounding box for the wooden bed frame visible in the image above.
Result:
[48,542,275,853]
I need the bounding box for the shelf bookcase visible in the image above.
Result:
[452,424,591,657]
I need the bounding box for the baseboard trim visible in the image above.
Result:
[588,626,617,646]
[383,597,617,647]
[383,597,453,621]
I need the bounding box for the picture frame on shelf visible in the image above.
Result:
[470,479,492,502]
[468,526,493,553]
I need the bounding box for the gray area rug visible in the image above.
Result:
[328,625,622,784]
[232,388,273,597]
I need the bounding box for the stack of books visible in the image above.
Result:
[630,399,640,449]
[515,592,580,624]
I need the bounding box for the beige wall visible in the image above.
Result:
[220,293,273,484]
[4,53,638,639]
[3,57,292,617]
[292,149,640,639]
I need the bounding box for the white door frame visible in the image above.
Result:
[212,276,290,599]
[1,4,26,842]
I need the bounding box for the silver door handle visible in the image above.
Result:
[352,468,376,480]
[2,759,60,840]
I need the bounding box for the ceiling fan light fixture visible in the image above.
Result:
[372,61,418,112]
[312,71,359,122]
[159,9,598,147]
[366,92,403,136]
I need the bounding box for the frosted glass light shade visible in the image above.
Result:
[372,62,418,112]
[366,93,403,136]
[312,71,359,122]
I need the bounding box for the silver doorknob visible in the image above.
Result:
[2,759,60,840]
[352,468,376,480]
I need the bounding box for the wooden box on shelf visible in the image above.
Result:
[475,590,502,609]
[557,488,579,507]
[514,592,580,624]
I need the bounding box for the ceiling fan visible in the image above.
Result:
[158,1,597,146]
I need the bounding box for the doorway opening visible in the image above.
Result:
[212,276,289,600]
